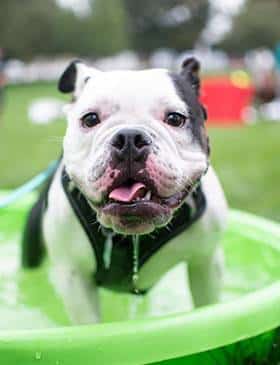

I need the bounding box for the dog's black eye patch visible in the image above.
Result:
[169,72,209,154]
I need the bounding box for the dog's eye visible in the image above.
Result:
[81,112,100,128]
[165,112,186,127]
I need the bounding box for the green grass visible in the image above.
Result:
[0,83,279,222]
[210,123,280,222]
[0,83,66,188]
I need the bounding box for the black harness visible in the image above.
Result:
[61,168,206,294]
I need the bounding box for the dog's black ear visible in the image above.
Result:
[58,60,81,93]
[181,57,201,96]
[58,60,96,98]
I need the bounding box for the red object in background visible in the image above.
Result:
[200,77,255,126]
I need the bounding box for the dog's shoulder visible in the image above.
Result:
[42,162,97,272]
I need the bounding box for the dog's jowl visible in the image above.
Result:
[22,58,228,324]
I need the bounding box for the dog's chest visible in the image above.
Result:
[61,170,206,294]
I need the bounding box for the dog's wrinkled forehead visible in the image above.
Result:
[81,70,186,113]
[58,58,208,152]
[61,65,185,112]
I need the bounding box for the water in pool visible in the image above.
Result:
[0,201,280,330]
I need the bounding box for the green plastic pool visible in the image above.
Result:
[0,191,280,364]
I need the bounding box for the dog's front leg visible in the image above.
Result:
[50,263,100,324]
[187,248,224,307]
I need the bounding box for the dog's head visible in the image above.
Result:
[58,58,209,234]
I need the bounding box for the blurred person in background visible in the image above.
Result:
[247,48,278,105]
[0,48,6,120]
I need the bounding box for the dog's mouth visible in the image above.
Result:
[105,178,190,209]
[95,177,194,234]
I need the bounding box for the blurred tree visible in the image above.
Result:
[0,0,63,59]
[123,0,209,53]
[0,0,209,59]
[217,0,280,54]
[0,0,129,59]
[85,0,130,56]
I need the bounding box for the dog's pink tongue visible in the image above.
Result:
[109,182,146,202]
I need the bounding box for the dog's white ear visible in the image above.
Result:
[181,57,201,96]
[58,60,97,99]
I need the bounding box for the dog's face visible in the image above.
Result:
[59,58,209,234]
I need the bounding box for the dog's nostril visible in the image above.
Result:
[112,133,126,151]
[134,133,149,149]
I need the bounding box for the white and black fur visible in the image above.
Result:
[22,58,227,324]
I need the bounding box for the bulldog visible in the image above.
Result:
[22,57,227,324]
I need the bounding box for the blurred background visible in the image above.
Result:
[0,0,279,221]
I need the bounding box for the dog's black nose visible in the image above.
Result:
[111,128,151,162]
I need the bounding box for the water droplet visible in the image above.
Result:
[35,351,42,360]
[103,232,113,270]
[132,235,140,289]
